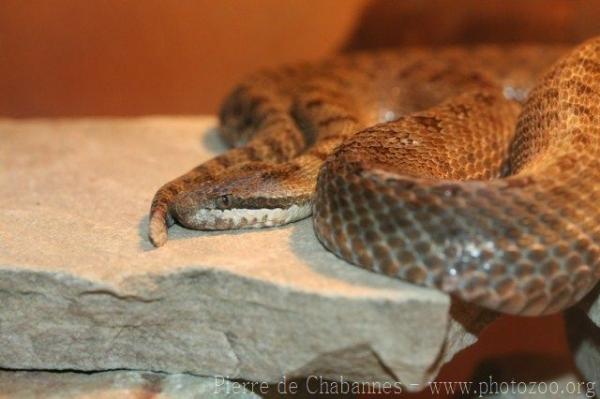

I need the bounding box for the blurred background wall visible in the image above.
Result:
[1,0,600,117]
[1,0,599,392]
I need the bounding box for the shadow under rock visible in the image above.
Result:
[576,283,600,317]
[472,352,580,387]
[565,306,600,377]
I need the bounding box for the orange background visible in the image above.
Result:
[1,0,600,117]
[2,1,599,395]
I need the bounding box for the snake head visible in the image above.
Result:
[171,162,311,230]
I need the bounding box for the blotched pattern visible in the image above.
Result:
[150,39,600,315]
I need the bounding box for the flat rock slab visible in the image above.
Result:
[0,371,259,399]
[0,117,492,387]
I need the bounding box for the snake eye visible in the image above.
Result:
[217,194,232,209]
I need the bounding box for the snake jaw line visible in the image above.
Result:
[175,203,312,230]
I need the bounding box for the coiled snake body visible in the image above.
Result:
[150,38,600,316]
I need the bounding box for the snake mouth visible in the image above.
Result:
[173,203,312,230]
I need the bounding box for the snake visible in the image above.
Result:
[149,37,600,316]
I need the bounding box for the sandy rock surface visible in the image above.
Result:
[0,117,493,387]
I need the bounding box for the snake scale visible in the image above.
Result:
[150,37,600,316]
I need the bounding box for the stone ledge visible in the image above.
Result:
[0,117,493,388]
[0,370,259,399]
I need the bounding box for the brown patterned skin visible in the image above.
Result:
[150,39,600,315]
